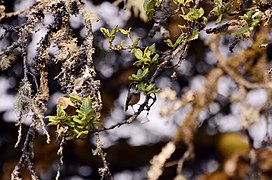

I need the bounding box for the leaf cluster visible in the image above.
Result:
[174,0,193,6]
[100,26,119,44]
[132,43,159,67]
[100,26,138,50]
[211,1,233,24]
[163,5,206,48]
[138,82,160,96]
[100,26,161,96]
[232,9,261,36]
[128,43,160,95]
[181,8,205,22]
[46,95,102,140]
[144,0,156,21]
[143,0,164,20]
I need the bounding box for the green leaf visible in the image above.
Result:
[245,10,258,25]
[47,122,58,126]
[132,37,141,48]
[216,14,223,24]
[137,82,146,91]
[129,68,149,81]
[151,54,159,64]
[164,34,185,48]
[119,28,130,35]
[212,2,232,23]
[143,58,151,65]
[133,49,143,59]
[251,19,260,27]
[93,121,103,127]
[146,88,160,95]
[146,84,155,91]
[146,9,155,21]
[188,30,199,41]
[175,0,192,6]
[65,136,74,140]
[224,3,232,12]
[174,0,184,5]
[69,94,82,104]
[136,69,144,78]
[117,45,123,50]
[110,25,119,36]
[178,25,187,29]
[144,0,155,11]
[182,8,204,21]
[149,88,160,94]
[76,130,89,138]
[149,43,156,54]
[139,83,160,95]
[107,25,118,43]
[164,39,174,47]
[214,0,222,5]
[57,106,66,119]
[144,47,152,58]
[47,119,57,124]
[64,120,75,127]
[232,25,249,36]
[144,0,156,20]
[174,34,185,47]
[79,96,93,118]
[133,60,143,67]
[73,116,83,125]
[128,73,139,81]
[142,68,149,78]
[203,17,208,24]
[109,36,115,43]
[100,28,110,37]
[239,9,260,28]
[46,115,56,121]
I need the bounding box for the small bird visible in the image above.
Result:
[125,83,140,112]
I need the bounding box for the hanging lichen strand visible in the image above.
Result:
[0,0,108,179]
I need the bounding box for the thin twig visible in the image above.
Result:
[94,132,113,180]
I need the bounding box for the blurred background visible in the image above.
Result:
[1,0,272,179]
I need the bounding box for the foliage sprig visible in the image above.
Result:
[47,95,102,140]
